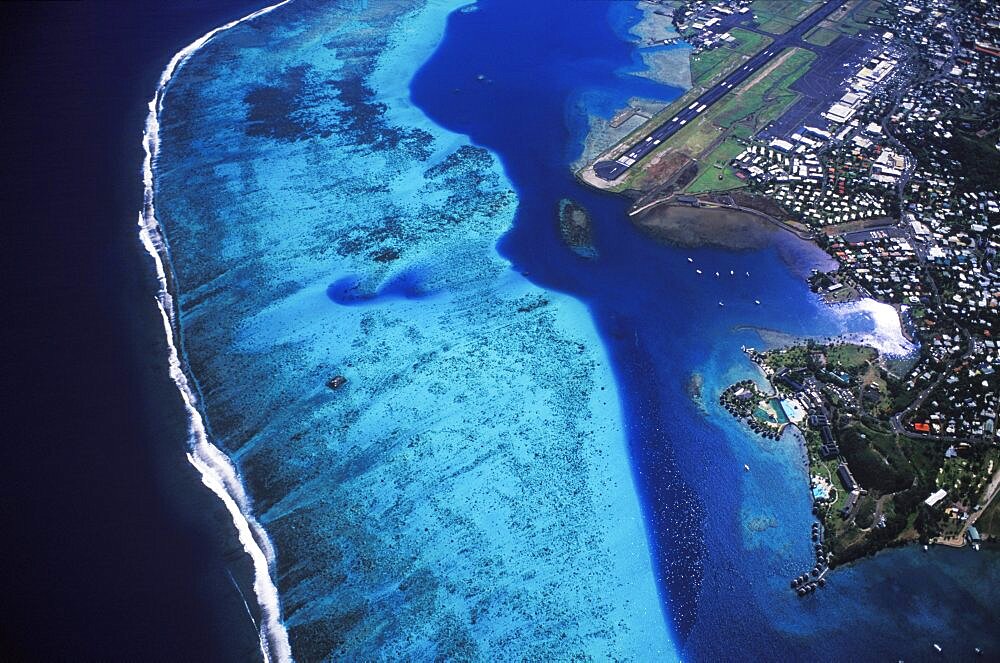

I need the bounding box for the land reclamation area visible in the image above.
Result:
[578,0,889,200]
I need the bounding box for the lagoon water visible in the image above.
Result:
[153,0,997,659]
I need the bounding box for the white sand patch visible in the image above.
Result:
[831,298,917,358]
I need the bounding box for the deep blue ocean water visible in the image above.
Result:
[411,1,998,660]
[1,1,268,658]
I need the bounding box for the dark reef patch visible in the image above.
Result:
[327,76,435,158]
[558,198,597,258]
[423,144,494,183]
[244,64,327,141]
[421,146,516,223]
[370,247,400,263]
[325,145,513,264]
[332,212,407,259]
[327,270,433,305]
[516,295,550,314]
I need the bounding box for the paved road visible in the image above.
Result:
[594,0,850,181]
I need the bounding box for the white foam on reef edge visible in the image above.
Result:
[137,2,294,662]
[830,297,918,358]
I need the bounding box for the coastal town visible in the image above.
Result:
[580,0,999,583]
[721,341,998,585]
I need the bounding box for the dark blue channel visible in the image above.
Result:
[410,1,999,660]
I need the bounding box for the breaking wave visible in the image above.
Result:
[136,2,294,661]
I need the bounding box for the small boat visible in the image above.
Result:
[743,464,750,472]
[687,257,693,263]
[719,301,725,307]
[696,269,703,274]
[730,270,734,276]
[745,271,750,277]
[933,644,942,653]
[754,299,761,305]
[715,271,720,277]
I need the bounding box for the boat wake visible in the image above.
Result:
[137,2,294,661]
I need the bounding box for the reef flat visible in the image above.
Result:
[569,2,689,173]
[558,198,597,258]
[153,0,672,659]
[626,2,692,90]
[636,204,790,251]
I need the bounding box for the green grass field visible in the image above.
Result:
[685,138,747,193]
[690,28,773,87]
[732,28,773,54]
[713,48,815,128]
[826,343,877,370]
[691,49,740,88]
[804,26,841,45]
[750,0,817,34]
[812,0,887,38]
[757,14,797,34]
[839,0,886,36]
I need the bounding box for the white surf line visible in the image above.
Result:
[137,2,293,662]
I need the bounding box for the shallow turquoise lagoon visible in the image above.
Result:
[155,0,674,658]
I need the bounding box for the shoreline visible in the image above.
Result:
[566,1,964,605]
[597,187,918,356]
[137,3,294,661]
[725,336,995,577]
[735,348,883,575]
[633,197,814,240]
[724,343,997,592]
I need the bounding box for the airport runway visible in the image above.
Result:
[594,0,851,181]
